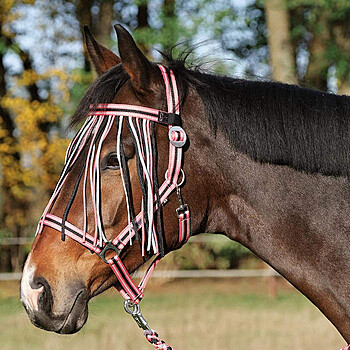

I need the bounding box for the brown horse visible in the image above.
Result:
[21,24,350,345]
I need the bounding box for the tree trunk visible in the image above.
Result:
[162,0,176,52]
[163,0,175,18]
[333,25,350,95]
[76,0,94,72]
[304,13,329,91]
[0,26,21,272]
[265,0,297,84]
[136,0,150,56]
[96,0,114,46]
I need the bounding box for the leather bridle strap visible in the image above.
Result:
[37,65,190,305]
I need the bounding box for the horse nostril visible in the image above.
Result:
[32,276,53,313]
[38,286,46,305]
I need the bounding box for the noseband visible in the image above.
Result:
[36,65,189,349]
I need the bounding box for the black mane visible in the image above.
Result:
[72,57,350,177]
[168,60,350,177]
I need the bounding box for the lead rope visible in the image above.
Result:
[340,346,350,349]
[124,301,174,350]
[145,331,173,350]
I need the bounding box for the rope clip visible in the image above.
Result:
[124,300,151,331]
[176,185,189,217]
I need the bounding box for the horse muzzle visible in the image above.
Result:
[21,272,89,334]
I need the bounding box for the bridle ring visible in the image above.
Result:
[165,168,185,187]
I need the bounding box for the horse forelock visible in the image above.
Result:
[70,64,130,128]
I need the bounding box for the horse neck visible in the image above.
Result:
[185,89,350,342]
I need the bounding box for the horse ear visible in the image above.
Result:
[114,24,156,93]
[83,25,121,76]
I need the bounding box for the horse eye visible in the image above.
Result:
[106,154,120,169]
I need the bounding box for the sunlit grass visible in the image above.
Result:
[0,279,345,350]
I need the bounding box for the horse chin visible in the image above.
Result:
[54,290,89,334]
[56,308,88,334]
[58,277,116,334]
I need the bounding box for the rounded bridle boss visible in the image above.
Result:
[36,65,190,349]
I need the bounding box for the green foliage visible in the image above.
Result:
[291,2,350,86]
[133,2,194,55]
[212,1,269,76]
[169,236,253,270]
[69,68,94,108]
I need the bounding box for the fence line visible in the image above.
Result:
[1,235,273,281]
[0,269,280,281]
[135,269,280,278]
[0,273,23,281]
[0,235,229,246]
[0,237,34,245]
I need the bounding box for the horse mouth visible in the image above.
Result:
[55,290,89,334]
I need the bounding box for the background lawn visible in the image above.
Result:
[0,278,345,350]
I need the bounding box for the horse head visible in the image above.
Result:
[20,25,209,334]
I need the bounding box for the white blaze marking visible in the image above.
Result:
[21,253,43,312]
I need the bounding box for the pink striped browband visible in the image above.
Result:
[36,64,191,306]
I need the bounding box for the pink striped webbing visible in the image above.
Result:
[37,65,190,304]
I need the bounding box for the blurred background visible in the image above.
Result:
[0,0,349,349]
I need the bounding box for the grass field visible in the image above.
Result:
[0,278,346,350]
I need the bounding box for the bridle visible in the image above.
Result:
[36,65,190,349]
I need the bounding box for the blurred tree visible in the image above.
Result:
[265,0,297,83]
[135,0,150,56]
[165,237,253,271]
[213,0,350,91]
[333,17,350,95]
[72,0,118,108]
[76,0,94,72]
[161,0,177,52]
[0,1,69,271]
[301,9,329,90]
[96,0,115,45]
[295,1,350,92]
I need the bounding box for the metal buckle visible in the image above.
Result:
[124,300,151,331]
[176,204,189,217]
[169,126,187,148]
[98,241,120,263]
